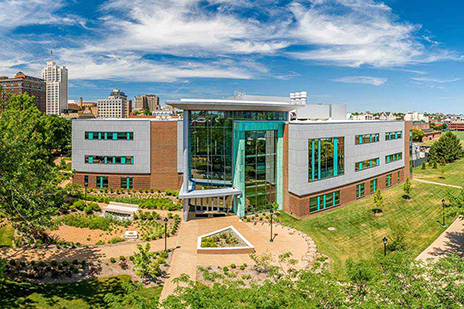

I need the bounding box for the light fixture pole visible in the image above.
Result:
[270,209,274,243]
[382,237,388,257]
[442,199,446,227]
[164,217,168,252]
[84,179,89,208]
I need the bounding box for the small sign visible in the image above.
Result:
[125,231,138,239]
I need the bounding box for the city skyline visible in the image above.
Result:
[1,0,463,113]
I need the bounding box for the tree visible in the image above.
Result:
[132,243,161,279]
[0,94,63,242]
[412,129,425,142]
[42,115,71,155]
[403,177,412,199]
[105,282,158,309]
[428,131,462,164]
[447,189,464,217]
[373,190,384,209]
[421,162,426,170]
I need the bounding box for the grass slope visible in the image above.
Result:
[0,275,162,309]
[413,158,464,187]
[0,224,14,248]
[280,181,457,273]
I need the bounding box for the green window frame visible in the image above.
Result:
[120,177,133,189]
[355,133,380,145]
[386,174,392,187]
[356,183,365,198]
[96,176,108,189]
[309,191,341,214]
[397,171,400,183]
[370,179,377,193]
[355,157,380,171]
[308,137,345,182]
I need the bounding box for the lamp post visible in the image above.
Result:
[442,199,446,227]
[382,237,388,257]
[164,217,168,252]
[84,179,89,208]
[269,209,274,243]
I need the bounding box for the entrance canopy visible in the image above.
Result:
[178,187,241,199]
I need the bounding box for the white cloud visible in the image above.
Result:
[411,77,460,83]
[332,76,387,86]
[288,0,461,67]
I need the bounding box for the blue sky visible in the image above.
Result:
[1,0,463,113]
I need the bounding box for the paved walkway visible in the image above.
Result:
[416,218,464,262]
[0,236,178,262]
[414,178,463,189]
[159,216,314,301]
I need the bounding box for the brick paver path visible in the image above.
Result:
[159,215,313,301]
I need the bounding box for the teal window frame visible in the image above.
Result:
[96,176,108,188]
[386,174,392,187]
[356,183,365,198]
[85,131,134,140]
[120,177,133,189]
[355,157,380,172]
[385,152,402,163]
[308,137,345,182]
[309,191,341,214]
[85,155,133,165]
[386,131,403,141]
[370,179,377,193]
[355,133,380,145]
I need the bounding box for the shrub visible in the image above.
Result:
[119,256,126,261]
[72,200,86,211]
[230,264,236,269]
[108,237,125,244]
[9,259,16,266]
[110,257,116,263]
[95,240,105,245]
[54,213,130,231]
[223,266,229,272]
[51,260,58,267]
[421,162,426,170]
[62,261,69,267]
[72,259,78,265]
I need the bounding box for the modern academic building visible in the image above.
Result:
[72,92,412,221]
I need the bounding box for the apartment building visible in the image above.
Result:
[134,94,160,111]
[97,89,130,118]
[0,72,46,113]
[42,61,68,115]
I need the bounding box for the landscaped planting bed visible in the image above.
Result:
[49,210,180,246]
[4,258,99,284]
[200,229,246,248]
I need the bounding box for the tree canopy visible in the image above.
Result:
[428,131,462,164]
[0,94,67,242]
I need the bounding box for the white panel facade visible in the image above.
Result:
[288,121,405,196]
[72,119,151,174]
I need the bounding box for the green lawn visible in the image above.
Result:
[452,131,464,141]
[0,275,162,309]
[413,158,464,187]
[280,181,457,274]
[0,224,14,248]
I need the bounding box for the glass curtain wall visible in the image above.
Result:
[244,130,277,213]
[189,111,285,189]
[308,137,345,182]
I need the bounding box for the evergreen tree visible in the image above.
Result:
[428,131,462,163]
[403,177,412,199]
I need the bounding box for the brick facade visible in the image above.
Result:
[150,121,183,191]
[74,173,151,190]
[284,167,407,219]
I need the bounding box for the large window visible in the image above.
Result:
[385,152,402,163]
[96,176,108,188]
[355,133,379,145]
[309,191,341,214]
[370,179,377,193]
[189,111,285,188]
[121,177,133,189]
[85,156,133,165]
[386,174,392,187]
[244,130,277,213]
[355,158,379,171]
[356,183,365,198]
[85,132,133,140]
[308,137,345,182]
[385,131,403,141]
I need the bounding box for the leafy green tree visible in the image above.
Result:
[0,94,63,242]
[403,177,412,198]
[132,243,161,279]
[42,115,71,155]
[421,162,426,170]
[373,190,383,209]
[412,128,425,142]
[105,282,158,309]
[428,131,462,164]
[447,189,464,217]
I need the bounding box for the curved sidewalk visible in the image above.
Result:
[416,218,464,262]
